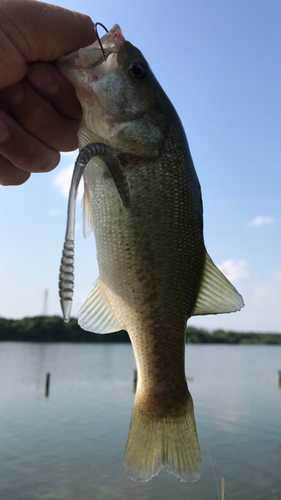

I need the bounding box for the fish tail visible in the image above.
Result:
[124,387,201,482]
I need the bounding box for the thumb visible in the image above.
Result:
[0,0,96,88]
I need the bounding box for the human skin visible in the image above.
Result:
[0,0,96,186]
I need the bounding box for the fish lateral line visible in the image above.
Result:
[59,142,131,323]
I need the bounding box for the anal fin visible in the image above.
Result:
[78,278,122,334]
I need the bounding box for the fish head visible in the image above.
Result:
[57,24,166,157]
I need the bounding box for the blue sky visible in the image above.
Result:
[1,0,280,332]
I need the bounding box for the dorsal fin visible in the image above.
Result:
[78,278,122,333]
[192,253,244,316]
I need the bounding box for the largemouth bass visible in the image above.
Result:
[57,24,244,482]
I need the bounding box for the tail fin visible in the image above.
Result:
[124,389,201,482]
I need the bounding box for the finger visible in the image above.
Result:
[0,110,60,174]
[26,62,82,120]
[1,79,80,152]
[0,156,31,186]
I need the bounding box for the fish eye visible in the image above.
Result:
[128,62,148,80]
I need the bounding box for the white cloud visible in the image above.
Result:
[248,216,276,227]
[245,274,281,331]
[218,259,248,282]
[54,157,84,202]
[48,209,58,216]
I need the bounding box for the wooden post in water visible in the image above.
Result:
[45,372,51,397]
[133,369,138,393]
[278,370,281,385]
[221,476,225,500]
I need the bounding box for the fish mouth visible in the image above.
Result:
[56,24,125,87]
[80,23,125,68]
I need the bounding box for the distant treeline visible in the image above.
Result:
[185,326,281,345]
[0,316,280,344]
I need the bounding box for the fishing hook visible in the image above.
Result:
[95,22,109,61]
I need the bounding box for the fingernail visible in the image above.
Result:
[27,64,59,95]
[0,118,9,143]
[3,82,24,105]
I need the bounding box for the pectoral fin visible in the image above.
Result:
[192,253,244,316]
[79,128,103,240]
[78,128,105,148]
[82,182,94,238]
[78,278,122,333]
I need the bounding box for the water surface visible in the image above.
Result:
[1,343,281,499]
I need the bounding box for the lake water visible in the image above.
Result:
[0,343,281,500]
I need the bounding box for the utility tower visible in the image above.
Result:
[42,288,49,316]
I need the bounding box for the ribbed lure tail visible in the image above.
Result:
[124,388,201,482]
[59,143,130,322]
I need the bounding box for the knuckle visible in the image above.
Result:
[19,144,60,173]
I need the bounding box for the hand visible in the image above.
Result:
[0,0,96,185]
